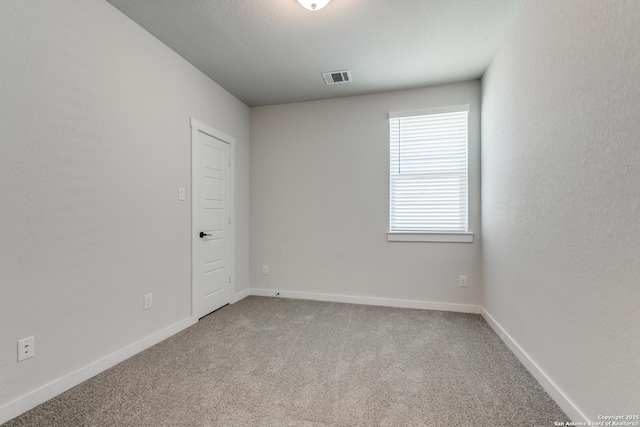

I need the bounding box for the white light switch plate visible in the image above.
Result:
[178,187,185,201]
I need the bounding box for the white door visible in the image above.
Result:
[192,119,233,319]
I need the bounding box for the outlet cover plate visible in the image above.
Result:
[144,293,153,310]
[18,336,35,362]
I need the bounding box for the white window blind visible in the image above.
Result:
[389,107,469,233]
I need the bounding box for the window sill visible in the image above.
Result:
[387,232,474,243]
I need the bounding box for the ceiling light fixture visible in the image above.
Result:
[296,0,332,11]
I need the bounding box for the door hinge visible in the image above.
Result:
[228,158,231,167]
[228,275,231,283]
[228,216,231,225]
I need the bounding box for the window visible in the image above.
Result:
[389,105,472,242]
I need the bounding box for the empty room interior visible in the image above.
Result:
[1,0,638,425]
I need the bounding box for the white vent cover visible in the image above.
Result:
[322,70,352,85]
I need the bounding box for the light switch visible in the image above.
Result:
[178,187,185,201]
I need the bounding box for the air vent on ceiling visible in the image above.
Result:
[322,70,352,85]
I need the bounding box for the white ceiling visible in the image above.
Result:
[106,0,526,107]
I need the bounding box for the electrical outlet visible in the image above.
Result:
[459,275,468,287]
[262,265,269,275]
[144,293,153,310]
[18,336,35,362]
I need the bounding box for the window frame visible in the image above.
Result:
[387,105,474,243]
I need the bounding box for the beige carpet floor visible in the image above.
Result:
[4,296,568,426]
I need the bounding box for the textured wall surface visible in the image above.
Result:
[251,81,481,306]
[482,0,640,419]
[0,0,249,410]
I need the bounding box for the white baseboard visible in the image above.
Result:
[0,316,197,425]
[232,288,251,304]
[480,308,588,422]
[250,288,481,314]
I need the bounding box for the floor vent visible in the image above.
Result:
[322,70,352,85]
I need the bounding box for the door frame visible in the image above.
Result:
[190,117,235,319]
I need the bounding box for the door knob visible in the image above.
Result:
[199,232,211,238]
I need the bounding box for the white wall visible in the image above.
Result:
[482,0,640,420]
[0,0,249,417]
[250,81,481,308]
